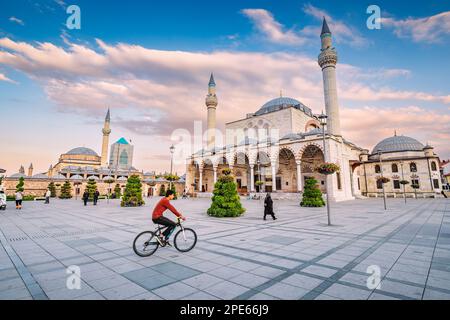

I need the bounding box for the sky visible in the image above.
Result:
[0,0,449,175]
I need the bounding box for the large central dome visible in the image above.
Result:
[255,97,311,116]
[372,135,424,154]
[66,147,99,156]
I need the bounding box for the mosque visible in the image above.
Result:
[2,110,184,198]
[185,18,444,201]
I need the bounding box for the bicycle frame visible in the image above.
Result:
[154,217,185,240]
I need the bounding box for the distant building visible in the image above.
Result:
[109,138,134,170]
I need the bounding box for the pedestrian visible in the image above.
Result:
[264,193,277,221]
[93,190,100,205]
[15,190,23,210]
[82,190,89,206]
[45,189,51,204]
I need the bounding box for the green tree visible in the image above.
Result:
[16,177,25,192]
[114,183,122,198]
[207,169,245,217]
[121,175,145,207]
[59,181,73,199]
[86,179,97,200]
[159,184,166,196]
[48,182,56,197]
[300,178,325,207]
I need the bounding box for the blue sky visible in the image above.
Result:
[0,0,449,174]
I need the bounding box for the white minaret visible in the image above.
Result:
[101,109,111,167]
[205,73,218,149]
[318,18,341,136]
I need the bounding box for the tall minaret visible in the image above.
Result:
[205,73,218,149]
[28,163,33,177]
[318,17,341,136]
[101,109,111,167]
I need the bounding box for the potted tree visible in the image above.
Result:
[300,178,325,207]
[207,169,245,217]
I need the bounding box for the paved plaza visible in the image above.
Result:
[0,197,449,300]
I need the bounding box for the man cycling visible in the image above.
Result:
[152,190,185,245]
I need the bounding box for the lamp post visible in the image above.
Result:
[377,149,387,210]
[169,145,175,190]
[318,111,331,226]
[257,159,262,193]
[400,161,406,204]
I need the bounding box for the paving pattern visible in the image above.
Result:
[0,197,449,300]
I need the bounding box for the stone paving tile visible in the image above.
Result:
[183,291,220,300]
[262,282,309,300]
[302,265,338,278]
[229,273,270,288]
[250,266,285,278]
[182,273,224,290]
[204,281,249,299]
[322,283,372,300]
[282,274,323,290]
[100,282,148,300]
[152,282,198,299]
[377,280,423,300]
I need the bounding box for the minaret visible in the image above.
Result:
[318,17,341,136]
[101,109,111,167]
[205,73,218,149]
[28,163,33,177]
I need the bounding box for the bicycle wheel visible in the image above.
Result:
[174,228,197,252]
[133,231,159,257]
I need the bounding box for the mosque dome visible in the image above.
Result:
[66,147,99,157]
[372,135,425,154]
[255,97,311,116]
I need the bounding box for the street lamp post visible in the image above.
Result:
[400,161,406,204]
[318,112,331,226]
[378,149,387,210]
[169,145,175,190]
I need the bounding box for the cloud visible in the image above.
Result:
[302,4,368,47]
[9,16,24,26]
[241,9,307,45]
[0,72,17,84]
[382,11,450,43]
[342,105,450,157]
[0,37,448,159]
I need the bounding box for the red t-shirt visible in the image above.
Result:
[152,197,182,220]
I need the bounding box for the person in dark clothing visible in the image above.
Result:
[82,191,89,206]
[93,190,100,205]
[264,193,277,221]
[152,190,186,245]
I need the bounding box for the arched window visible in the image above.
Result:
[392,164,399,173]
[375,165,381,173]
[431,162,437,171]
[119,150,128,165]
[410,162,417,172]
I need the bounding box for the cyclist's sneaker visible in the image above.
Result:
[165,241,172,247]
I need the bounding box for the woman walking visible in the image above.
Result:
[264,193,277,221]
[82,190,89,206]
[15,190,23,210]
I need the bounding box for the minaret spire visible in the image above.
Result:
[318,18,341,136]
[205,73,218,149]
[101,108,111,167]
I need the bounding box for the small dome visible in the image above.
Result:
[117,176,127,181]
[70,175,84,180]
[87,175,99,180]
[238,137,258,146]
[102,176,114,181]
[66,147,99,156]
[255,97,310,116]
[53,174,67,180]
[372,135,424,154]
[281,133,302,140]
[32,173,49,179]
[10,173,26,178]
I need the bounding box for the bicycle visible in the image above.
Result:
[133,217,197,257]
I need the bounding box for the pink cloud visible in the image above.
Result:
[382,11,450,43]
